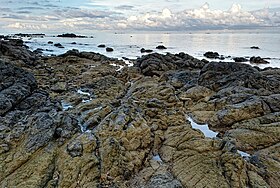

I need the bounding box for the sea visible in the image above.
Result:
[6,29,280,69]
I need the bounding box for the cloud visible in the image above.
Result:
[120,3,268,30]
[0,8,12,12]
[115,5,135,10]
[1,2,280,32]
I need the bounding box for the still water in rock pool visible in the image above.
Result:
[187,116,251,158]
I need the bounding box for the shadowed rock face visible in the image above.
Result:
[0,39,37,65]
[0,40,279,188]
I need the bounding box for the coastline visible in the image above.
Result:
[2,30,280,69]
[0,38,280,187]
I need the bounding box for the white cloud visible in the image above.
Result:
[122,3,268,30]
[1,2,280,32]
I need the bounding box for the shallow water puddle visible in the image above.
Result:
[124,60,134,67]
[237,150,251,158]
[152,154,163,162]
[77,89,91,96]
[61,101,73,111]
[187,116,218,138]
[110,63,125,71]
[187,116,251,158]
[77,89,94,103]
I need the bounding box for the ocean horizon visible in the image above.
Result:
[3,28,279,69]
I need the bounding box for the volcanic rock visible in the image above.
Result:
[0,43,279,188]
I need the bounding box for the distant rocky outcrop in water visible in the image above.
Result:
[14,33,46,38]
[57,33,87,38]
[0,39,279,188]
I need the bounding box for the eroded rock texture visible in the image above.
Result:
[0,40,279,188]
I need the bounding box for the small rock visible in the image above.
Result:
[98,44,106,48]
[250,46,260,49]
[48,41,53,44]
[54,43,64,48]
[156,45,167,50]
[204,51,220,59]
[106,47,114,52]
[71,42,77,45]
[141,48,153,53]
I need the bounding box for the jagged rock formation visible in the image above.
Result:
[0,39,37,65]
[0,40,279,187]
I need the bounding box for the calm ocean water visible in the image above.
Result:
[19,30,280,68]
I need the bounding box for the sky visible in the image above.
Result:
[0,0,280,33]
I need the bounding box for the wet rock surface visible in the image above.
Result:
[0,39,279,187]
[250,56,270,64]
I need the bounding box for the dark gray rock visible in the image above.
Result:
[54,43,64,48]
[135,52,206,76]
[156,45,167,50]
[106,47,114,52]
[0,39,37,64]
[233,57,248,62]
[250,46,260,49]
[204,51,220,59]
[198,61,280,92]
[250,56,269,64]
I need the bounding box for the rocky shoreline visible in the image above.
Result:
[0,39,279,187]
